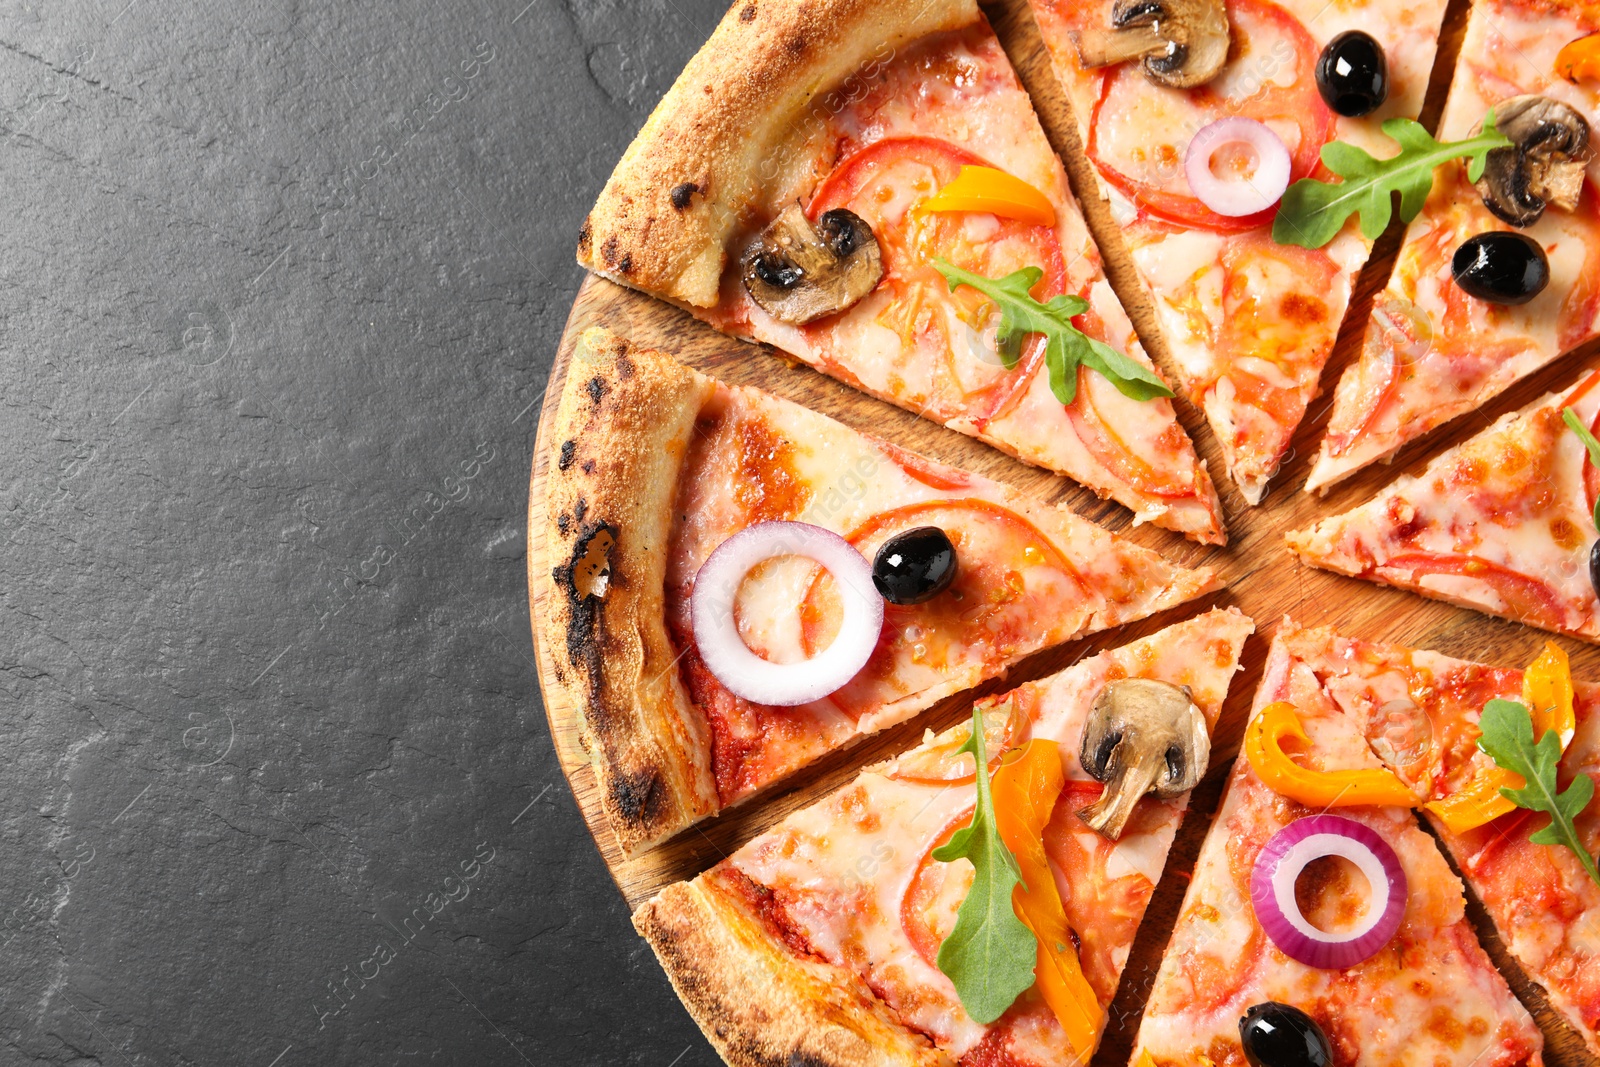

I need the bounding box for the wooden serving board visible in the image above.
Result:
[527,1,1600,1063]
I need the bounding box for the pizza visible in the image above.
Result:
[543,327,1220,854]
[576,0,1227,544]
[1288,364,1600,642]
[1306,0,1600,492]
[633,608,1254,1067]
[1245,623,1600,1057]
[1132,621,1545,1067]
[1028,0,1450,504]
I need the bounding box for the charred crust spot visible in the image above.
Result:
[577,216,592,254]
[618,253,633,273]
[783,33,805,58]
[553,520,618,706]
[670,182,701,211]
[617,353,635,380]
[586,376,608,405]
[601,235,620,267]
[739,3,756,21]
[785,1055,831,1067]
[558,439,577,471]
[581,459,596,474]
[574,496,589,524]
[556,512,571,535]
[610,767,663,824]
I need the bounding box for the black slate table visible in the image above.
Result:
[2,1,724,1062]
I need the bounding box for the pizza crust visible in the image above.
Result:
[541,327,720,856]
[633,875,950,1067]
[576,0,979,308]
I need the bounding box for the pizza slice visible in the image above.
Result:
[1306,0,1600,492]
[1028,0,1449,504]
[633,608,1254,1067]
[577,0,1227,543]
[1132,621,1545,1067]
[1288,365,1600,643]
[542,328,1221,855]
[1246,623,1600,1056]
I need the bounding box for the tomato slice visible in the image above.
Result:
[798,500,1090,718]
[1379,552,1568,628]
[1322,294,1430,458]
[1066,364,1194,497]
[1085,0,1333,234]
[876,438,976,492]
[807,136,1069,416]
[886,693,1036,786]
[901,808,977,968]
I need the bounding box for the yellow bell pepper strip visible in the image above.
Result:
[1426,642,1576,834]
[992,739,1100,1056]
[1523,641,1575,747]
[920,166,1058,228]
[1244,702,1416,807]
[1558,33,1600,83]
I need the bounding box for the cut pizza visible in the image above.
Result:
[1028,0,1450,504]
[1132,621,1545,1067]
[1288,365,1600,643]
[1306,0,1600,491]
[542,327,1220,855]
[576,0,1226,543]
[634,608,1254,1067]
[1245,623,1600,1057]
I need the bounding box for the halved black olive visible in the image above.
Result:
[1316,31,1388,117]
[1240,1002,1332,1067]
[1451,232,1550,305]
[872,527,957,605]
[1588,538,1600,602]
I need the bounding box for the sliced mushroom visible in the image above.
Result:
[1073,0,1231,90]
[1077,678,1210,840]
[1474,95,1593,227]
[740,203,883,325]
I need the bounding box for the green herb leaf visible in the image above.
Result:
[932,707,1038,1023]
[1477,698,1600,887]
[934,260,1174,406]
[1273,113,1512,249]
[1562,407,1600,532]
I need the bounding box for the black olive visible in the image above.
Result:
[1315,32,1388,117]
[872,527,957,605]
[1589,538,1600,602]
[1452,232,1550,305]
[1240,1003,1332,1067]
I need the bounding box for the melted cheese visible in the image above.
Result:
[1135,627,1544,1067]
[721,610,1252,1065]
[1294,369,1600,640]
[697,24,1219,539]
[1309,0,1600,489]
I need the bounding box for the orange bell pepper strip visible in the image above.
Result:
[991,739,1100,1056]
[1426,642,1576,834]
[920,166,1058,228]
[1244,702,1416,807]
[1557,33,1600,83]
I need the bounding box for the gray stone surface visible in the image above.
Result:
[0,1,725,1062]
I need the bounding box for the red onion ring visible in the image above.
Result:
[1250,814,1407,969]
[690,521,884,707]
[1184,118,1292,218]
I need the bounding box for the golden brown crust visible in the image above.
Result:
[633,878,951,1067]
[542,327,719,856]
[576,0,980,307]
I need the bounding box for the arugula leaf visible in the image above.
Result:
[933,707,1038,1023]
[934,260,1174,406]
[1477,698,1600,887]
[1562,406,1600,531]
[1273,114,1511,249]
